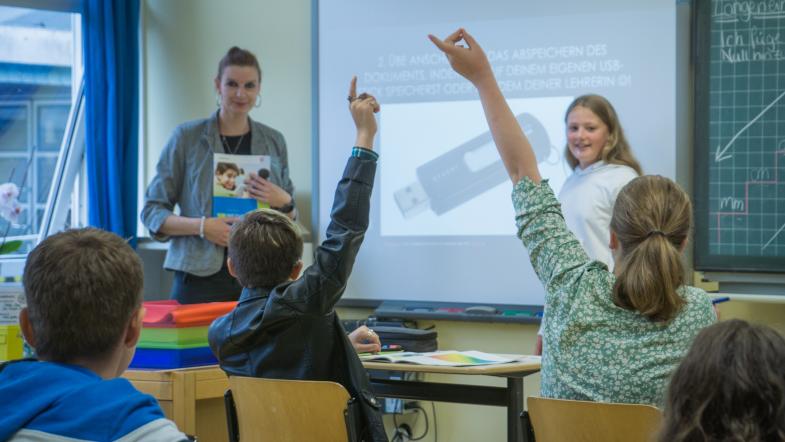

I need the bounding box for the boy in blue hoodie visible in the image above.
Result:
[0,228,187,441]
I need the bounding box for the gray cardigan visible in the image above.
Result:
[141,112,295,276]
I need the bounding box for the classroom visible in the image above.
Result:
[1,0,784,441]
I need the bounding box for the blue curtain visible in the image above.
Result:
[83,0,140,246]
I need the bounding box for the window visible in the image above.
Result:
[0,4,84,278]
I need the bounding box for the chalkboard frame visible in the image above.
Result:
[693,0,785,272]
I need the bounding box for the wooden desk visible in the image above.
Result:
[124,356,540,442]
[123,366,229,442]
[364,356,541,442]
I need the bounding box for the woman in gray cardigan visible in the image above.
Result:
[142,47,296,304]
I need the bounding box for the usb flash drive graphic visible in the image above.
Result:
[394,113,551,218]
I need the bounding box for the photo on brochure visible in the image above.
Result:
[213,153,271,217]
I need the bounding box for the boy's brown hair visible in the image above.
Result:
[228,209,303,288]
[22,228,143,361]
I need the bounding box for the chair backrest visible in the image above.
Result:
[226,376,354,442]
[527,396,662,442]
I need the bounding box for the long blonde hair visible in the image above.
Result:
[610,175,691,322]
[564,95,643,175]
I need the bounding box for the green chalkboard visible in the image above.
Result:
[694,0,785,272]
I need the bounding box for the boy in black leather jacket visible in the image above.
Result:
[208,78,387,442]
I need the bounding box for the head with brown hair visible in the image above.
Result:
[216,46,262,83]
[228,209,303,288]
[610,175,691,322]
[659,319,785,442]
[216,162,240,176]
[22,228,143,362]
[564,95,642,175]
[215,47,262,116]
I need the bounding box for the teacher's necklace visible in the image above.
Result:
[220,132,245,155]
[217,114,247,155]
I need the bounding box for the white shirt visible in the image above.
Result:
[558,161,639,271]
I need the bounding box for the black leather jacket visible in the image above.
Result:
[208,155,387,442]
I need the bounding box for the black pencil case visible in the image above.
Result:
[372,326,438,353]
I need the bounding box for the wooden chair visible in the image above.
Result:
[224,376,359,442]
[526,396,662,442]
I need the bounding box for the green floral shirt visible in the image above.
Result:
[512,178,716,405]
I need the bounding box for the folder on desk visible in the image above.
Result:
[142,300,237,328]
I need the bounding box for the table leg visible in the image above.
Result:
[507,377,525,442]
[172,371,197,436]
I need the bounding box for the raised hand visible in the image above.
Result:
[347,76,379,149]
[429,29,541,185]
[428,28,493,87]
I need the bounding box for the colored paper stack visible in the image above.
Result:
[0,324,23,361]
[130,300,236,369]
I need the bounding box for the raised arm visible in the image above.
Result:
[273,77,380,316]
[429,29,541,185]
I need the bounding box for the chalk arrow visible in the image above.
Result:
[715,90,785,163]
[714,145,733,162]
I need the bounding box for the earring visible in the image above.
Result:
[216,94,221,107]
[255,95,262,108]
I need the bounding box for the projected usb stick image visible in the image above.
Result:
[394,113,552,218]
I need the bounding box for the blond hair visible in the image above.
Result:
[564,95,643,175]
[610,175,691,322]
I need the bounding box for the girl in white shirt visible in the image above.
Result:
[535,95,643,355]
[560,95,642,268]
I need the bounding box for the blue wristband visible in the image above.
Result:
[352,146,379,161]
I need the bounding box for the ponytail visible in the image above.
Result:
[610,176,692,322]
[613,233,685,321]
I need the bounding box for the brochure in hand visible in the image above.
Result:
[359,350,538,367]
[213,153,272,217]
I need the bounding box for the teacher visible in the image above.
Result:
[142,46,296,304]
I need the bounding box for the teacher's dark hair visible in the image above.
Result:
[659,319,785,442]
[217,46,262,82]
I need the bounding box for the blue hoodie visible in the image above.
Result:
[0,360,187,441]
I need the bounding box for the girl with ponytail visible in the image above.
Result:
[431,29,716,405]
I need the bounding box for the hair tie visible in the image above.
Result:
[646,229,666,239]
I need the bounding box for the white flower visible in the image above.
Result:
[0,183,23,225]
[0,183,19,204]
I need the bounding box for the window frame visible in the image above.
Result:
[0,2,85,273]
